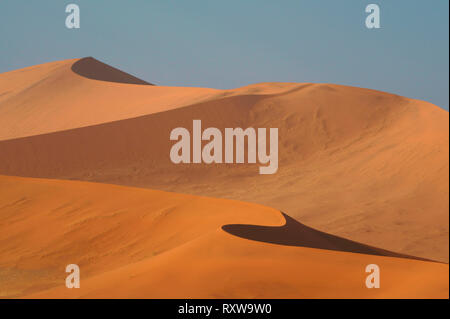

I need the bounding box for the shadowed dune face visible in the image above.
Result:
[0,175,447,299]
[71,57,153,85]
[223,213,431,262]
[0,58,448,262]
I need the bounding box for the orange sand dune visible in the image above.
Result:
[0,58,448,262]
[0,175,447,299]
[0,57,296,141]
[0,57,216,140]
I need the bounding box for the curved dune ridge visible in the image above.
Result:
[0,175,447,299]
[0,58,448,298]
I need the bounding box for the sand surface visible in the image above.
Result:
[0,58,448,298]
[0,58,447,262]
[0,175,447,299]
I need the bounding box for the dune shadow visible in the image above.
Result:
[71,57,153,85]
[222,212,432,262]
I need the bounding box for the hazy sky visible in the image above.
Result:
[0,0,449,109]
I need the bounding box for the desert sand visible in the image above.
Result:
[0,58,448,262]
[0,58,448,298]
[0,175,447,299]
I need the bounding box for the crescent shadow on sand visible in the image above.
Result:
[71,57,153,85]
[222,212,433,262]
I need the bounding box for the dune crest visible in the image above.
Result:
[222,213,431,261]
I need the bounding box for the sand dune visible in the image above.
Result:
[0,58,216,140]
[0,175,447,299]
[0,57,295,141]
[0,58,448,262]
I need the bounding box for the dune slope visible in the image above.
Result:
[0,175,447,299]
[0,57,218,141]
[0,58,448,262]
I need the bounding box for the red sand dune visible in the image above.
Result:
[0,175,447,299]
[0,58,448,263]
[0,58,448,298]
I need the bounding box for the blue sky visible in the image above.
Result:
[0,0,448,109]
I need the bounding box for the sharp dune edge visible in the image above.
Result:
[0,58,448,298]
